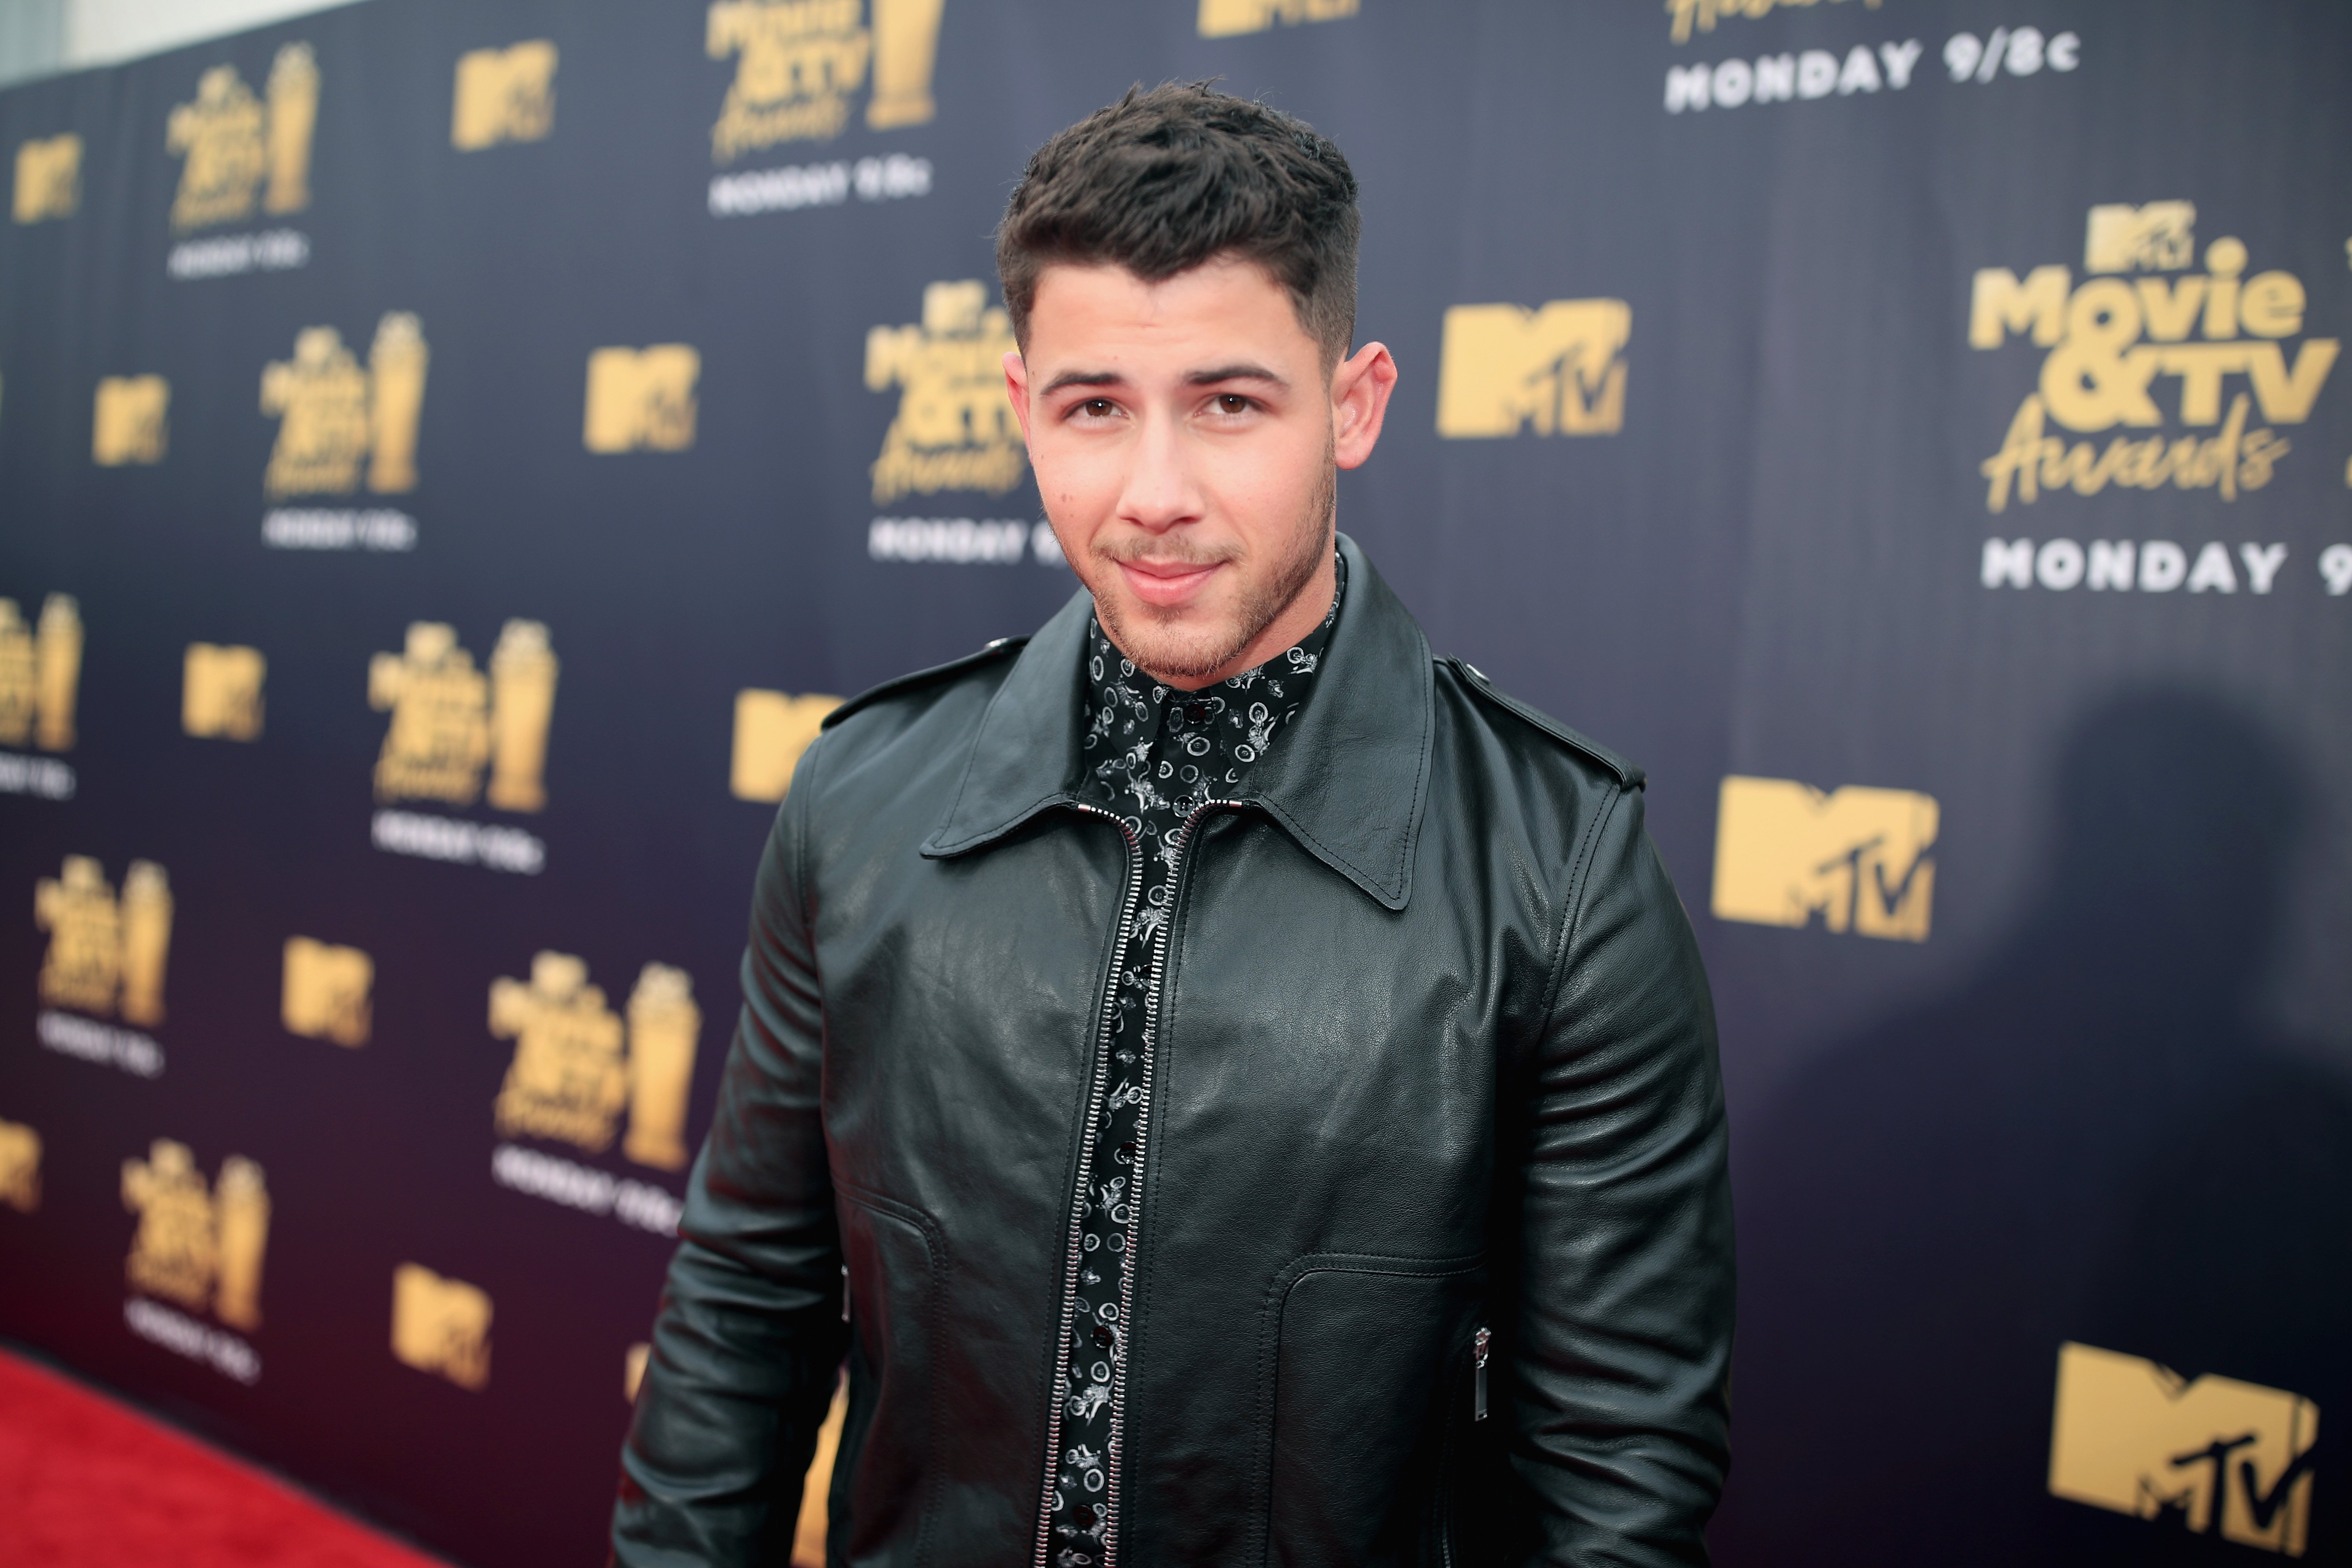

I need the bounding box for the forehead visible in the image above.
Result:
[1025,256,1315,369]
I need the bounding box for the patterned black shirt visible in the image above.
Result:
[1043,554,1345,1567]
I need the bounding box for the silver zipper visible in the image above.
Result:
[1034,797,1239,1568]
[1472,1327,1491,1421]
[1033,802,1143,1568]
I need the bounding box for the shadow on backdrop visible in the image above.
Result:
[1711,688,2351,1566]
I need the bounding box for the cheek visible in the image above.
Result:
[1032,432,1122,523]
[1202,430,1325,542]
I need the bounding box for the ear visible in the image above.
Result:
[1330,342,1398,470]
[1003,350,1034,447]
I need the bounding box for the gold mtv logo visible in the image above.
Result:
[36,856,172,1024]
[368,620,557,811]
[2051,1342,2319,1555]
[1710,776,1936,942]
[0,592,82,751]
[283,936,373,1048]
[491,952,703,1171]
[0,1119,41,1213]
[731,690,839,801]
[707,0,943,162]
[166,43,317,232]
[867,279,1024,503]
[2085,201,2197,275]
[183,643,265,740]
[1198,0,1359,38]
[261,314,429,498]
[1436,299,1632,438]
[452,40,558,151]
[584,346,700,453]
[392,1263,491,1390]
[122,1140,269,1331]
[14,134,81,223]
[93,377,170,466]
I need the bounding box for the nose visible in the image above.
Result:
[1115,405,1202,535]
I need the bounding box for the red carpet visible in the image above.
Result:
[0,1346,445,1568]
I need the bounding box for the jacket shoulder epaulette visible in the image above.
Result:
[1441,656,1645,790]
[822,637,1029,731]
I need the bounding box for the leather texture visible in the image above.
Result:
[613,536,1734,1567]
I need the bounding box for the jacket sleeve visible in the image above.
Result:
[1515,783,1735,1566]
[614,734,851,1566]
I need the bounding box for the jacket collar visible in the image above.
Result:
[921,533,1433,911]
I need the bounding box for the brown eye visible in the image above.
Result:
[1217,395,1250,414]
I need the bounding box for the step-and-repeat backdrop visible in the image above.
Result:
[2,1,2346,1563]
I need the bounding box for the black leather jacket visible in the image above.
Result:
[614,537,1734,1566]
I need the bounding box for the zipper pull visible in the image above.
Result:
[841,1264,852,1324]
[1473,1327,1491,1422]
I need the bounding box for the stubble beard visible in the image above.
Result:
[1089,462,1336,686]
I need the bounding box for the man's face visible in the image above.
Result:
[1005,255,1396,689]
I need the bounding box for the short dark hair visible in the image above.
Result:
[996,82,1360,366]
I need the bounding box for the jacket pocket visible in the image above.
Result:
[831,1185,945,1566]
[1259,1253,1485,1568]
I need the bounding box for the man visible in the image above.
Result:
[615,84,1732,1567]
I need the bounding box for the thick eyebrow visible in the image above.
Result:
[1183,362,1288,389]
[1038,362,1291,397]
[1040,369,1127,396]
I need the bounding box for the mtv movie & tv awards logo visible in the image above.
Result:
[164,43,317,280]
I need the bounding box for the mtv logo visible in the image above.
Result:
[0,1119,40,1213]
[2085,201,2197,274]
[93,377,170,466]
[451,40,558,151]
[15,134,81,223]
[584,345,700,453]
[392,1263,491,1390]
[731,689,840,802]
[1198,0,1360,37]
[865,280,1025,502]
[1710,775,1937,942]
[2050,1342,2318,1555]
[183,643,265,740]
[1436,299,1632,438]
[282,936,372,1048]
[260,314,430,498]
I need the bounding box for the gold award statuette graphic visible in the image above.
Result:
[166,43,317,232]
[867,280,1025,504]
[1436,298,1632,438]
[707,0,943,162]
[491,952,702,1170]
[36,856,173,1023]
[14,133,82,223]
[122,1140,269,1331]
[0,1119,41,1213]
[1711,776,1937,942]
[368,619,556,811]
[1973,202,2339,512]
[261,313,428,498]
[283,936,373,1047]
[584,346,701,453]
[0,592,82,750]
[731,690,841,801]
[452,40,558,151]
[392,1263,491,1390]
[1198,0,1359,39]
[2050,1342,2319,1555]
[183,643,266,740]
[93,377,171,466]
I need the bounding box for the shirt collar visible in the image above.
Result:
[921,534,1433,910]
